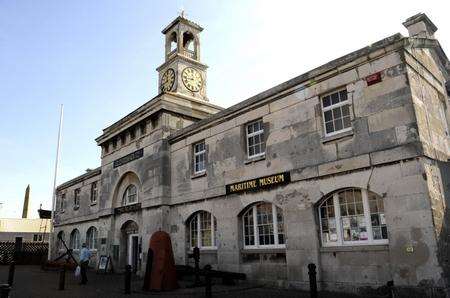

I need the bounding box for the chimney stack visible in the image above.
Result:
[22,184,30,218]
[403,13,437,39]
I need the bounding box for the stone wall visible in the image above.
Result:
[167,158,443,292]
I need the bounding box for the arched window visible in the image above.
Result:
[86,227,98,250]
[70,229,80,250]
[122,185,137,206]
[188,211,217,249]
[169,32,177,52]
[183,31,195,52]
[242,202,285,248]
[318,188,388,247]
[57,231,65,251]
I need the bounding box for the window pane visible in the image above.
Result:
[276,207,284,245]
[249,146,254,157]
[334,118,343,131]
[331,92,339,104]
[340,189,367,242]
[333,108,342,119]
[322,91,351,135]
[243,209,254,246]
[369,192,388,240]
[248,136,254,146]
[190,216,198,248]
[339,90,348,101]
[325,122,334,134]
[324,110,333,122]
[341,105,350,116]
[256,203,275,246]
[343,116,351,128]
[323,96,331,107]
[200,211,212,247]
[320,196,337,244]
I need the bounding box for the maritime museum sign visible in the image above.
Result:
[226,172,291,195]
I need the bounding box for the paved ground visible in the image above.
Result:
[0,265,357,298]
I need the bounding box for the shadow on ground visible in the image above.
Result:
[1,265,359,298]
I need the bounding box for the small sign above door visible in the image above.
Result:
[115,203,141,215]
[113,149,144,168]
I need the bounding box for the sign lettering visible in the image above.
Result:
[226,172,291,195]
[114,203,141,215]
[113,149,143,168]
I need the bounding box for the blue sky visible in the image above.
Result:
[1,0,449,218]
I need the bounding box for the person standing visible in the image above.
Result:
[79,243,91,285]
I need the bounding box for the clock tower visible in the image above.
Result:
[156,15,208,101]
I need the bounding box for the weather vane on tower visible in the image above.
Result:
[178,6,186,18]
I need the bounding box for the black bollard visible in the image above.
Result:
[204,265,212,298]
[193,247,200,285]
[387,280,394,298]
[124,265,132,294]
[0,284,11,298]
[308,263,317,298]
[7,262,15,287]
[58,265,66,291]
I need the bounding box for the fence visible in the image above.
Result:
[0,241,48,265]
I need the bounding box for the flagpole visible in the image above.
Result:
[48,104,64,261]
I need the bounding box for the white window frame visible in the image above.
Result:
[122,185,138,206]
[90,182,98,204]
[86,227,98,250]
[189,211,217,250]
[70,229,80,250]
[74,189,80,209]
[246,119,265,159]
[193,141,206,174]
[242,203,285,249]
[319,188,389,247]
[321,89,352,137]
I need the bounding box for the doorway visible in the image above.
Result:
[128,233,139,272]
[120,220,139,273]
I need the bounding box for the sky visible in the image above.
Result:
[0,0,449,218]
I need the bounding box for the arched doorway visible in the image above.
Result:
[120,220,139,272]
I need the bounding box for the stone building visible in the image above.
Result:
[53,13,450,295]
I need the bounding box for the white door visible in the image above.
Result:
[127,234,139,269]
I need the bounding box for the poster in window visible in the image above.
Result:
[373,227,382,240]
[330,233,338,242]
[97,255,110,273]
[380,214,386,225]
[342,218,350,228]
[357,216,366,227]
[328,218,336,229]
[343,229,351,241]
[351,229,359,240]
[360,227,368,240]
[360,231,368,240]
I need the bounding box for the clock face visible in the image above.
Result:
[161,68,175,92]
[182,67,203,92]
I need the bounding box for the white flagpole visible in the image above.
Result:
[48,104,64,261]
